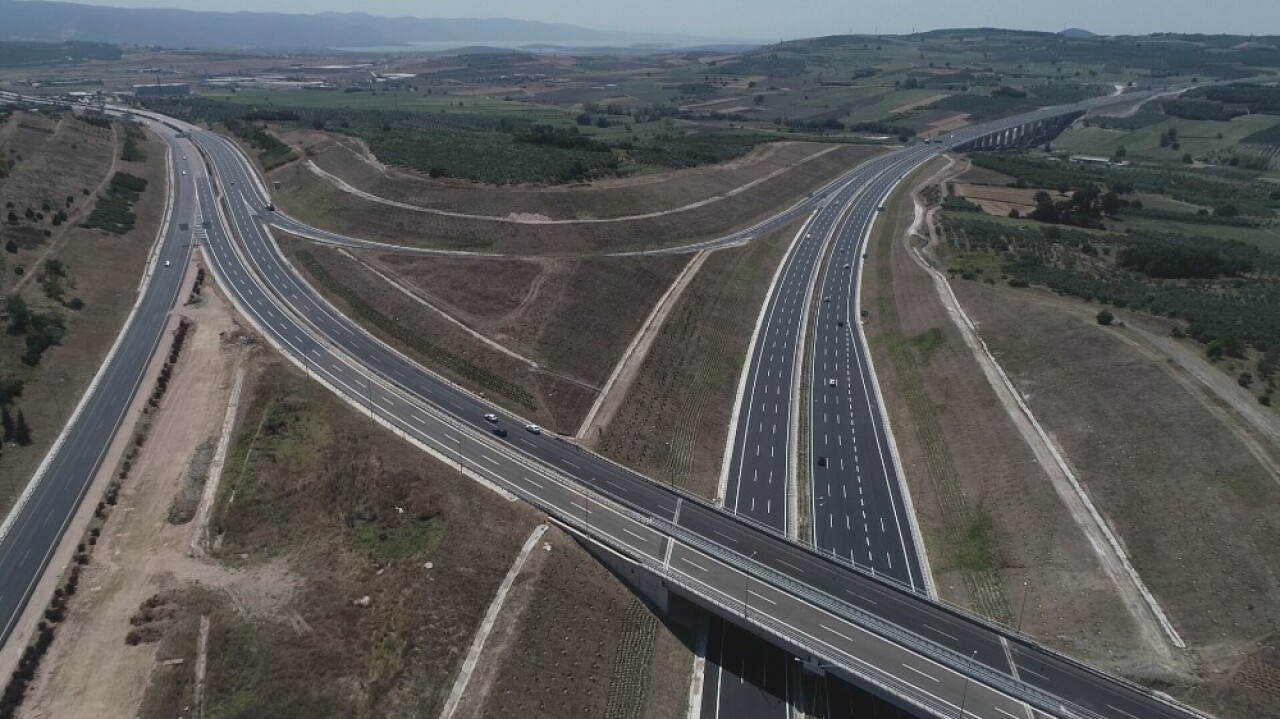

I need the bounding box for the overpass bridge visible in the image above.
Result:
[950,110,1086,153]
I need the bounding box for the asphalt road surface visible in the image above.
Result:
[0,126,195,646]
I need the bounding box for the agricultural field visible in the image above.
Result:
[1055,113,1280,163]
[106,30,1277,189]
[936,213,1280,407]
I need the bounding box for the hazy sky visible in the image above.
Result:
[59,0,1280,40]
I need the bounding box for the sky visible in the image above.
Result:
[47,0,1280,41]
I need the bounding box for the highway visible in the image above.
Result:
[181,118,1204,719]
[803,153,928,586]
[0,89,1211,719]
[0,125,194,646]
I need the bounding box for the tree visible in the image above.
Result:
[1096,309,1115,326]
[12,410,31,446]
[1183,153,1194,164]
[1214,204,1239,217]
[1101,191,1121,216]
[1114,145,1127,158]
[6,294,30,334]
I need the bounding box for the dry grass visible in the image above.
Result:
[363,250,688,389]
[0,115,166,514]
[950,183,1042,216]
[861,161,1150,669]
[137,358,545,719]
[269,145,883,254]
[596,219,801,499]
[470,529,694,719]
[953,280,1280,716]
[288,133,859,220]
[282,235,688,431]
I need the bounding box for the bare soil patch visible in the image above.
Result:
[596,220,801,499]
[269,145,883,254]
[0,117,165,515]
[862,161,1151,671]
[923,113,972,137]
[950,183,1040,216]
[18,283,245,719]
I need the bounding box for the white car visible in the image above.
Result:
[525,424,542,435]
[181,170,186,175]
[828,379,837,387]
[483,413,498,423]
[164,260,171,267]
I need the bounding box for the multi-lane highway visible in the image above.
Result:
[0,125,194,646]
[180,116,1206,719]
[0,88,1213,719]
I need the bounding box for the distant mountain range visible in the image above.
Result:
[0,0,706,51]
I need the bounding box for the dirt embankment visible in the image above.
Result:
[596,220,802,500]
[19,282,245,718]
[449,527,695,719]
[269,143,881,255]
[0,112,167,515]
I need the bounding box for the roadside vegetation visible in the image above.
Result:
[82,171,148,235]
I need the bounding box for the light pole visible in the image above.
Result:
[957,650,977,719]
[1017,580,1030,633]
[456,432,464,479]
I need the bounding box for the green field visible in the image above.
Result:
[1055,114,1280,161]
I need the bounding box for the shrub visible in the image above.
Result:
[1096,309,1115,326]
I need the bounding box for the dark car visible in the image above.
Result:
[493,427,508,437]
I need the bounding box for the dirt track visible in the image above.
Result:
[19,285,249,719]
